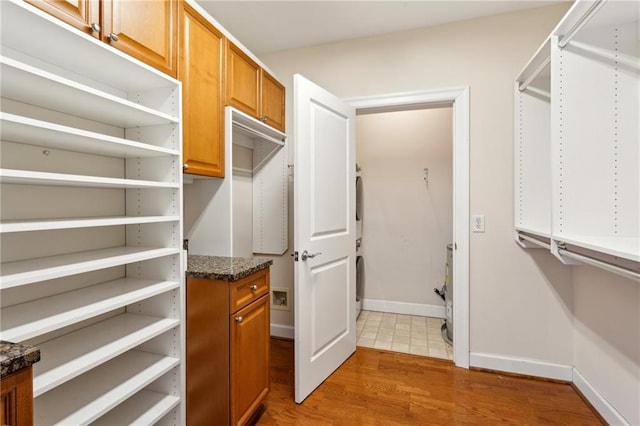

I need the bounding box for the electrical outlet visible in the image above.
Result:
[472,214,485,232]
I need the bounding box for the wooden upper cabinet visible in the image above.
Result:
[226,41,261,118]
[24,0,100,38]
[102,0,178,78]
[261,70,285,132]
[225,40,286,132]
[25,0,177,78]
[179,3,225,177]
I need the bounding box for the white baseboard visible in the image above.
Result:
[270,323,294,339]
[572,368,630,425]
[469,352,573,381]
[362,298,445,318]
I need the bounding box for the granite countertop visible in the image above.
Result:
[186,255,273,282]
[1,341,40,378]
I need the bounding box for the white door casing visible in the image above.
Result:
[293,74,356,403]
[346,87,470,368]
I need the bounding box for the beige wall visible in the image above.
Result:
[572,267,640,425]
[356,108,453,308]
[251,3,640,421]
[261,3,574,362]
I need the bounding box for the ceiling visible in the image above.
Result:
[196,1,564,55]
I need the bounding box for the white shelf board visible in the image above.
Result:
[0,168,179,189]
[92,390,180,426]
[33,313,179,397]
[515,226,552,239]
[0,0,178,94]
[34,350,179,425]
[1,278,179,342]
[0,246,180,289]
[0,215,180,234]
[0,113,178,158]
[554,234,640,262]
[0,56,178,128]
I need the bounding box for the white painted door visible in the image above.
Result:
[293,74,356,403]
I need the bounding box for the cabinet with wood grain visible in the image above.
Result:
[23,0,177,77]
[226,41,285,132]
[180,2,225,177]
[186,262,271,425]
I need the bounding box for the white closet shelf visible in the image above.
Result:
[0,113,179,158]
[554,235,640,263]
[33,313,178,397]
[34,350,179,425]
[0,246,180,289]
[0,168,179,189]
[0,215,180,234]
[0,0,178,94]
[0,57,179,128]
[1,278,179,342]
[92,390,180,426]
[515,226,552,239]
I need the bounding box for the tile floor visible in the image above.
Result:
[356,310,453,360]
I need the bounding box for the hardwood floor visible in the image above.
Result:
[258,338,603,425]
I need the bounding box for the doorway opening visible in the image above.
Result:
[354,106,454,360]
[347,88,469,368]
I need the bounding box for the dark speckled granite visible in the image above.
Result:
[1,341,40,378]
[186,255,272,282]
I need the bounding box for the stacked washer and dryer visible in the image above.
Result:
[355,164,364,319]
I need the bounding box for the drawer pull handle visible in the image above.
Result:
[249,284,258,291]
[235,316,244,323]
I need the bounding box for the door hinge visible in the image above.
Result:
[292,251,299,261]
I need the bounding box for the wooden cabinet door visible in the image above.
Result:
[0,368,34,426]
[226,42,261,119]
[180,3,225,177]
[24,0,100,38]
[260,70,286,132]
[102,0,177,77]
[230,295,270,426]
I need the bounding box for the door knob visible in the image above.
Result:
[301,250,322,261]
[108,32,119,42]
[249,284,258,291]
[89,22,101,33]
[235,316,244,323]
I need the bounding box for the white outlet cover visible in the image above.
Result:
[472,214,485,232]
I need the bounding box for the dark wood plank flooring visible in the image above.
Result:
[258,338,602,425]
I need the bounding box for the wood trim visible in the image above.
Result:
[229,268,269,313]
[24,0,99,38]
[186,277,230,426]
[0,367,34,426]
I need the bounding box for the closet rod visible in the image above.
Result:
[557,248,640,282]
[565,40,640,71]
[518,233,551,249]
[518,56,550,92]
[233,121,285,146]
[558,0,606,49]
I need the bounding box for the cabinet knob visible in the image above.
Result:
[108,32,119,42]
[249,284,258,291]
[183,163,189,170]
[89,23,101,33]
[235,316,244,323]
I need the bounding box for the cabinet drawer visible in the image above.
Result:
[230,269,269,313]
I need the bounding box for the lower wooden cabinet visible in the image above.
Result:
[186,268,270,425]
[1,367,34,426]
